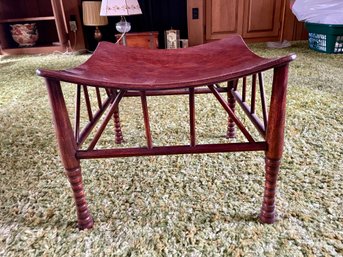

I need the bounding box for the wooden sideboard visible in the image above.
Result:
[187,0,308,46]
[115,32,159,49]
[0,0,84,55]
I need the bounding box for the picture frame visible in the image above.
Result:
[164,29,180,49]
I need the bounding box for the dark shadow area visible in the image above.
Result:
[81,0,188,51]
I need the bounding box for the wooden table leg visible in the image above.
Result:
[259,64,289,224]
[45,78,94,229]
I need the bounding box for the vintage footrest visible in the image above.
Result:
[37,35,295,229]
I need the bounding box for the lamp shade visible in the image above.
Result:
[100,0,142,16]
[83,1,108,26]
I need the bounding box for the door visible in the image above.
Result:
[242,0,284,40]
[205,0,244,41]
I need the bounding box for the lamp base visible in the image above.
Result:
[115,17,131,33]
[94,26,102,41]
[115,17,131,46]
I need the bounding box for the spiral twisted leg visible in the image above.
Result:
[259,64,289,224]
[226,81,236,139]
[226,95,236,138]
[66,167,94,229]
[114,107,124,144]
[259,158,280,224]
[46,79,94,230]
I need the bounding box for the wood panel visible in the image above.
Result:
[187,0,307,45]
[51,0,68,47]
[242,0,284,40]
[187,0,205,46]
[282,0,307,41]
[0,0,85,55]
[205,0,243,40]
[61,0,85,51]
[0,0,53,20]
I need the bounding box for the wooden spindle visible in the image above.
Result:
[251,74,257,114]
[141,91,153,149]
[242,77,247,102]
[113,106,124,144]
[226,80,237,138]
[189,87,196,146]
[88,90,126,150]
[82,85,93,121]
[105,88,112,97]
[77,95,114,147]
[258,72,268,130]
[75,84,81,143]
[208,85,255,143]
[110,90,124,144]
[95,87,102,109]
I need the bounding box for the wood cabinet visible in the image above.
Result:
[0,0,85,55]
[187,0,307,46]
[205,0,244,40]
[242,0,283,40]
[115,32,159,49]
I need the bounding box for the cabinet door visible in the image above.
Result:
[205,0,243,41]
[242,0,284,40]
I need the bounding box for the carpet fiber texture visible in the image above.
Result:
[0,42,342,256]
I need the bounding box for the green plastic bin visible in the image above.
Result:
[305,22,343,54]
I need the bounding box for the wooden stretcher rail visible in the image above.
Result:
[76,142,267,159]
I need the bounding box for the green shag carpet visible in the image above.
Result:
[0,42,342,257]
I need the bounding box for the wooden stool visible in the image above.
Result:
[37,35,295,229]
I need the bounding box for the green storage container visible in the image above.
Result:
[305,22,343,54]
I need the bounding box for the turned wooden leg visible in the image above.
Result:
[66,166,94,229]
[113,106,124,144]
[260,158,280,223]
[226,81,236,138]
[259,64,289,224]
[45,78,93,230]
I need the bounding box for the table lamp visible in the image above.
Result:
[83,1,108,41]
[100,0,142,45]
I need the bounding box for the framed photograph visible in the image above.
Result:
[165,29,180,49]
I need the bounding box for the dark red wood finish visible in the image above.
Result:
[260,64,290,224]
[226,80,237,139]
[37,35,294,90]
[37,35,295,229]
[45,79,93,229]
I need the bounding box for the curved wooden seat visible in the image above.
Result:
[37,35,295,90]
